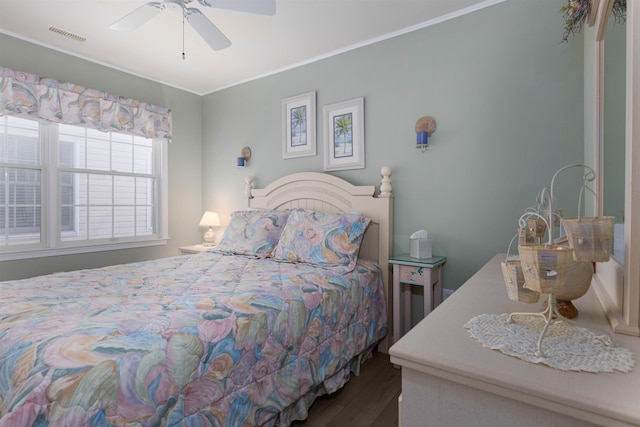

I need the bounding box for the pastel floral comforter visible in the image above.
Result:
[0,252,387,426]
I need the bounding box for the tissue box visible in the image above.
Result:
[410,238,432,259]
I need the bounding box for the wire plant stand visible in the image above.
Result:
[503,164,614,358]
[508,294,568,358]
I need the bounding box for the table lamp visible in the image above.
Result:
[199,211,221,246]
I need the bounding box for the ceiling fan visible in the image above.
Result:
[110,0,276,52]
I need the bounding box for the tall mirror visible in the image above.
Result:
[592,0,640,337]
[603,11,626,262]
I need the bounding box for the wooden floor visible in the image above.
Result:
[291,351,401,427]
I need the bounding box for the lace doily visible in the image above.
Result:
[464,313,635,373]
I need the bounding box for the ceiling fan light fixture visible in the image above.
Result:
[165,0,184,12]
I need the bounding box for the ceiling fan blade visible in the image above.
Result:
[185,7,231,51]
[196,0,276,16]
[110,2,164,31]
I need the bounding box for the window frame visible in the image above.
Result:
[0,116,169,261]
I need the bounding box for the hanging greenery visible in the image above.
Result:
[560,0,627,43]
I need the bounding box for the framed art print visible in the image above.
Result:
[282,91,316,159]
[323,97,364,171]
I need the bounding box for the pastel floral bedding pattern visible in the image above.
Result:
[215,210,290,257]
[273,209,370,273]
[0,253,386,426]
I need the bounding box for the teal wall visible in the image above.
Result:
[0,34,203,281]
[202,0,585,294]
[1,0,586,296]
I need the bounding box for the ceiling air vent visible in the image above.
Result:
[48,27,86,43]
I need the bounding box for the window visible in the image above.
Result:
[0,115,168,260]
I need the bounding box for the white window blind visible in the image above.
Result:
[0,116,41,245]
[0,115,168,260]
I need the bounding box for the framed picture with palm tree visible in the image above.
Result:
[323,97,365,171]
[282,91,316,159]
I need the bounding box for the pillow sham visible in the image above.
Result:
[273,208,371,273]
[215,209,290,257]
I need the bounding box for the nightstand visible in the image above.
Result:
[389,254,447,344]
[178,244,216,254]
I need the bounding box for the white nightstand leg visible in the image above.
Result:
[433,265,443,308]
[393,264,401,344]
[404,283,411,335]
[423,268,433,317]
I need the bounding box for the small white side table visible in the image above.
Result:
[178,244,216,254]
[389,254,447,344]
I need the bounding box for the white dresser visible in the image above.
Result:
[389,254,640,427]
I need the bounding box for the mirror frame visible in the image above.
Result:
[591,0,640,336]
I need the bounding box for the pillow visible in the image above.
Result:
[215,209,290,257]
[273,208,371,273]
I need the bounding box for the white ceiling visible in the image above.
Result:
[0,0,500,95]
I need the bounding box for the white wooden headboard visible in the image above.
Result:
[247,167,394,352]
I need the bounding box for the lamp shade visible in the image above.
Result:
[199,211,221,228]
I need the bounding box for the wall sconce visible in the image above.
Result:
[237,146,252,168]
[415,116,437,152]
[199,211,221,246]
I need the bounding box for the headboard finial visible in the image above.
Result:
[379,166,393,198]
[245,176,254,205]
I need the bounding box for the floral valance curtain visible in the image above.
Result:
[0,67,172,140]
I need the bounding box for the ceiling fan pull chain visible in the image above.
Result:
[181,2,186,60]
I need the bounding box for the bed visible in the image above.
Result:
[0,168,393,426]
